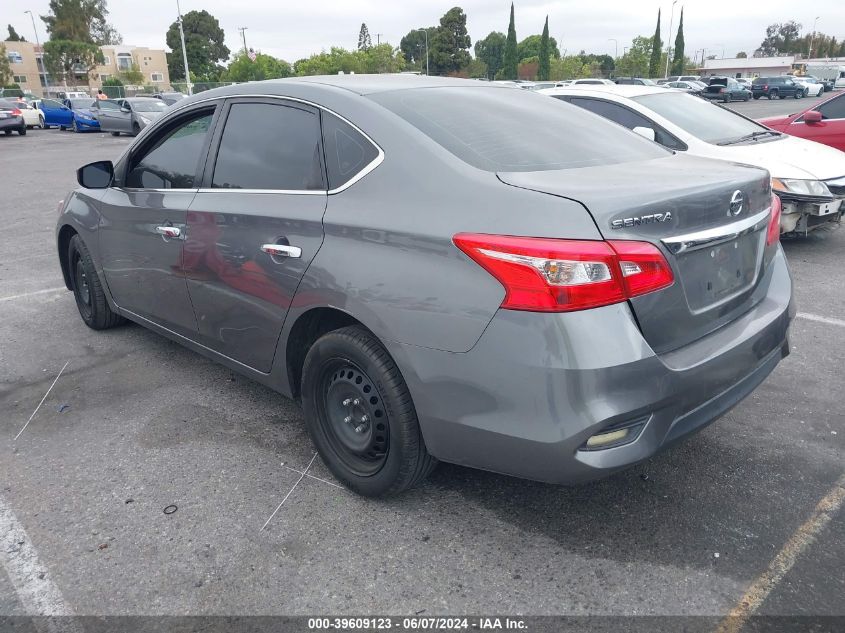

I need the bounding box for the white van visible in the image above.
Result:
[540,84,845,235]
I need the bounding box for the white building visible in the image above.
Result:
[701,56,795,79]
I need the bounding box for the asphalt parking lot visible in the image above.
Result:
[723,91,834,119]
[1,123,843,625]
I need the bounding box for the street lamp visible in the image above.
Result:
[415,28,429,75]
[23,10,49,97]
[664,0,678,78]
[808,16,821,59]
[176,0,192,95]
[608,38,618,59]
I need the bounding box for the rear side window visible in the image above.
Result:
[818,94,845,120]
[370,87,667,172]
[126,111,213,189]
[567,97,686,151]
[321,112,380,190]
[211,102,324,191]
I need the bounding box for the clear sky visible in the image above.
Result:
[3,1,843,62]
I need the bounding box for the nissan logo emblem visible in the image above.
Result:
[729,190,744,216]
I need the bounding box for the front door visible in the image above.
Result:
[98,106,218,337]
[794,93,845,152]
[184,99,327,372]
[39,99,72,127]
[94,99,125,133]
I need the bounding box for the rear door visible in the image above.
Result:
[98,105,219,337]
[184,98,327,372]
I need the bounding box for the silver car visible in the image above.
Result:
[95,97,169,136]
[56,76,793,496]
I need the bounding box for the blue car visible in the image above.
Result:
[63,98,100,132]
[37,98,74,130]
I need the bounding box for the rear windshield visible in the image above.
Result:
[370,87,667,172]
[633,92,767,144]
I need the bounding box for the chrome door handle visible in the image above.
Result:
[261,244,302,258]
[155,226,181,239]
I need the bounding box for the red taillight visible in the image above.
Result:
[11,108,21,116]
[720,87,726,93]
[453,234,674,313]
[767,194,782,246]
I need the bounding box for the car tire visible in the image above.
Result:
[723,94,730,103]
[768,91,777,100]
[38,116,45,128]
[73,118,80,132]
[753,95,760,100]
[18,126,26,136]
[744,93,750,101]
[110,131,120,137]
[67,234,125,330]
[3,130,11,135]
[301,325,437,497]
[131,123,140,137]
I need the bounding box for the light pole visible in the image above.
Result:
[808,16,820,59]
[238,26,248,55]
[24,10,49,97]
[608,38,618,59]
[415,28,429,75]
[176,0,192,95]
[664,0,678,78]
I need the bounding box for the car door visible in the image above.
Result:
[40,98,72,127]
[184,98,327,372]
[794,93,845,151]
[97,105,220,337]
[94,99,123,132]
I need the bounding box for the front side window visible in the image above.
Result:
[565,97,686,151]
[42,99,63,110]
[211,102,324,191]
[321,112,380,190]
[125,110,214,189]
[98,100,121,110]
[818,94,845,120]
[131,99,168,113]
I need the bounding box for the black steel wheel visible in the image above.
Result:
[301,325,437,497]
[68,234,125,330]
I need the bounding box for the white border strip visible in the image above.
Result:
[797,312,845,328]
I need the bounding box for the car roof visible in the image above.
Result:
[260,74,505,95]
[538,84,677,98]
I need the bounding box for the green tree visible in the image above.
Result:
[41,0,121,45]
[517,33,560,62]
[294,45,403,76]
[648,9,662,78]
[615,36,653,78]
[7,25,26,42]
[474,31,506,79]
[358,23,372,51]
[736,51,748,58]
[118,63,145,85]
[225,51,292,82]
[429,7,471,75]
[165,10,229,81]
[670,8,685,75]
[758,21,801,56]
[464,57,488,78]
[502,2,518,80]
[538,17,551,81]
[399,28,434,70]
[0,44,12,86]
[42,39,104,85]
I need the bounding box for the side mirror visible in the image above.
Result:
[633,126,656,142]
[804,110,823,124]
[120,106,131,113]
[77,161,114,189]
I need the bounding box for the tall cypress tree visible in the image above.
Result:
[538,16,550,80]
[502,3,518,80]
[671,8,685,75]
[648,9,662,78]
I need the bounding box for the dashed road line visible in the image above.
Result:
[796,312,845,328]
[0,287,67,303]
[715,472,845,633]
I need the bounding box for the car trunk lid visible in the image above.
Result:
[498,156,775,353]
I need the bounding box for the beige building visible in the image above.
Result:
[3,40,170,97]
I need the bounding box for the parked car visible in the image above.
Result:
[0,100,27,135]
[703,77,751,102]
[540,84,845,235]
[615,77,658,86]
[95,97,169,136]
[62,98,100,132]
[792,77,824,97]
[751,76,804,100]
[736,78,754,88]
[570,78,615,86]
[57,76,793,496]
[152,91,186,105]
[38,98,75,130]
[58,91,91,99]
[758,91,845,153]
[658,75,701,85]
[8,99,44,128]
[666,81,703,95]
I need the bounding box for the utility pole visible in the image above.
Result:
[664,0,678,78]
[807,16,820,59]
[238,26,249,54]
[176,0,192,95]
[375,33,384,46]
[608,38,618,59]
[24,10,49,97]
[415,28,429,75]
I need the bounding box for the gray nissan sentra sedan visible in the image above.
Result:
[56,75,794,497]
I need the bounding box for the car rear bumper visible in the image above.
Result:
[0,115,24,131]
[389,246,794,484]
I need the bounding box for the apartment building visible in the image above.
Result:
[3,40,170,97]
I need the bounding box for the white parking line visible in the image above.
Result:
[715,472,845,633]
[0,495,81,628]
[0,287,67,303]
[282,464,345,489]
[796,312,845,328]
[15,361,70,441]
